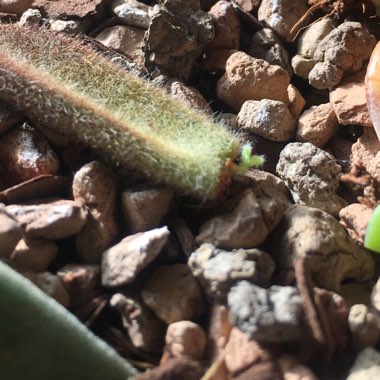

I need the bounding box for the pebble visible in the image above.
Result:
[49,19,89,34]
[348,304,380,350]
[217,51,290,112]
[371,277,380,314]
[6,199,87,240]
[233,361,283,380]
[339,203,373,246]
[0,207,22,259]
[276,142,347,216]
[234,0,260,12]
[228,281,304,342]
[296,103,338,148]
[347,347,380,380]
[330,71,372,127]
[57,264,100,310]
[0,129,59,185]
[96,25,145,66]
[287,84,306,120]
[10,237,58,272]
[237,99,296,142]
[196,189,269,249]
[73,161,119,263]
[271,205,375,292]
[19,8,42,26]
[111,0,151,29]
[224,327,271,375]
[101,226,169,288]
[249,28,292,76]
[0,0,33,15]
[165,320,207,361]
[121,185,173,234]
[110,293,164,354]
[205,0,240,51]
[257,0,308,41]
[189,243,274,299]
[141,263,205,324]
[278,354,318,380]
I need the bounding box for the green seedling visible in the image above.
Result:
[0,261,137,379]
[236,144,265,173]
[0,24,243,199]
[364,204,380,253]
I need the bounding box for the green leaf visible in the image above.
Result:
[364,205,380,253]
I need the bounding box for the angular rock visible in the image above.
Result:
[165,320,207,361]
[96,25,145,66]
[271,205,375,292]
[347,348,380,380]
[205,0,240,51]
[101,226,169,288]
[111,0,151,29]
[330,71,372,127]
[296,103,338,148]
[228,281,304,342]
[141,263,205,324]
[57,264,100,310]
[339,203,373,246]
[217,51,290,112]
[73,161,119,263]
[6,199,87,240]
[189,243,274,299]
[257,0,308,41]
[287,84,306,120]
[10,237,58,272]
[196,189,269,249]
[0,207,23,259]
[122,185,173,234]
[237,99,296,142]
[110,293,165,354]
[276,142,346,216]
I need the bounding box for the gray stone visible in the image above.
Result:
[189,243,274,299]
[111,0,151,29]
[101,226,169,288]
[347,348,380,380]
[141,263,205,324]
[18,8,42,26]
[228,281,304,342]
[276,142,346,216]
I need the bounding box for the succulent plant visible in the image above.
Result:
[0,24,245,198]
[364,204,380,253]
[0,260,138,379]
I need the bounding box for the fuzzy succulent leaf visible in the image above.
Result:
[0,24,240,198]
[0,261,137,379]
[364,205,380,253]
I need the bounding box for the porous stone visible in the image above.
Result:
[0,207,22,259]
[10,237,58,272]
[296,103,338,148]
[287,84,306,120]
[101,226,169,288]
[339,203,373,246]
[351,128,380,183]
[110,293,165,354]
[0,129,59,185]
[6,199,87,240]
[121,185,173,233]
[237,99,296,142]
[141,263,205,324]
[330,71,372,127]
[224,327,271,375]
[271,205,375,292]
[0,0,33,15]
[111,0,151,29]
[217,51,290,112]
[196,189,269,249]
[309,21,376,89]
[189,243,275,299]
[257,0,308,41]
[347,347,380,380]
[249,28,292,76]
[143,0,214,80]
[96,25,145,66]
[276,142,346,216]
[228,281,304,342]
[57,264,100,310]
[73,161,119,264]
[348,304,380,350]
[165,321,207,361]
[205,0,240,51]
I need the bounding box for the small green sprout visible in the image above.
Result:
[364,204,380,253]
[236,144,265,173]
